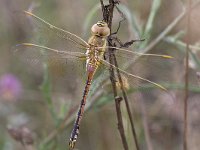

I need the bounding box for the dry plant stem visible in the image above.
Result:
[113,54,140,150]
[101,0,140,149]
[103,0,140,149]
[115,96,129,150]
[100,0,105,17]
[184,1,191,150]
[40,0,200,146]
[108,45,129,150]
[101,0,130,149]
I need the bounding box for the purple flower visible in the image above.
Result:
[0,74,22,101]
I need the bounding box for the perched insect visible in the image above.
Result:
[14,11,173,149]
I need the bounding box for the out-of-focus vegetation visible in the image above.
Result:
[0,0,200,150]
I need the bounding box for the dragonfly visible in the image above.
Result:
[14,11,173,149]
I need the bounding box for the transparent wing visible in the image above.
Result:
[100,58,167,91]
[13,43,87,80]
[93,47,176,106]
[92,54,179,146]
[102,46,175,88]
[13,43,89,103]
[14,11,89,54]
[13,10,89,82]
[12,11,90,111]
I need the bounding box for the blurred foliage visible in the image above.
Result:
[0,0,200,150]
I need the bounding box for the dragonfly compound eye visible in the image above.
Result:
[91,21,110,37]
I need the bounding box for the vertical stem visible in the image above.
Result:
[100,0,129,149]
[100,0,141,149]
[109,46,129,150]
[115,96,129,150]
[184,1,191,150]
[113,54,140,150]
[141,0,162,48]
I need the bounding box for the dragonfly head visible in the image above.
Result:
[91,21,110,37]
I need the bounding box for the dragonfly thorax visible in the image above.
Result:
[86,25,109,73]
[85,35,107,73]
[85,46,102,73]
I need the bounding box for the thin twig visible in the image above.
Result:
[102,0,140,149]
[184,0,191,150]
[115,96,129,150]
[164,36,200,51]
[110,6,126,35]
[102,0,130,149]
[111,36,145,48]
[108,44,129,150]
[113,53,140,150]
[101,0,139,149]
[141,0,162,48]
[100,0,105,18]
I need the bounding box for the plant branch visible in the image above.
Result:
[115,96,129,150]
[184,0,192,150]
[101,0,130,150]
[113,52,140,150]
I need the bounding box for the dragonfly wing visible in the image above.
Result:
[13,43,87,80]
[13,11,89,118]
[14,11,88,54]
[103,46,175,88]
[97,56,175,103]
[95,56,178,139]
[12,44,88,117]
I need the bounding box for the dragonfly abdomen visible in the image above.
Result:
[69,72,94,149]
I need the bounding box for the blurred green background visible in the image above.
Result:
[0,0,200,150]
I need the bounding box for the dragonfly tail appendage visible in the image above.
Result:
[69,72,94,149]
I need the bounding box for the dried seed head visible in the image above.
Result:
[7,126,34,145]
[116,75,130,90]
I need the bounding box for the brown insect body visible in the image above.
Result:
[69,21,110,149]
